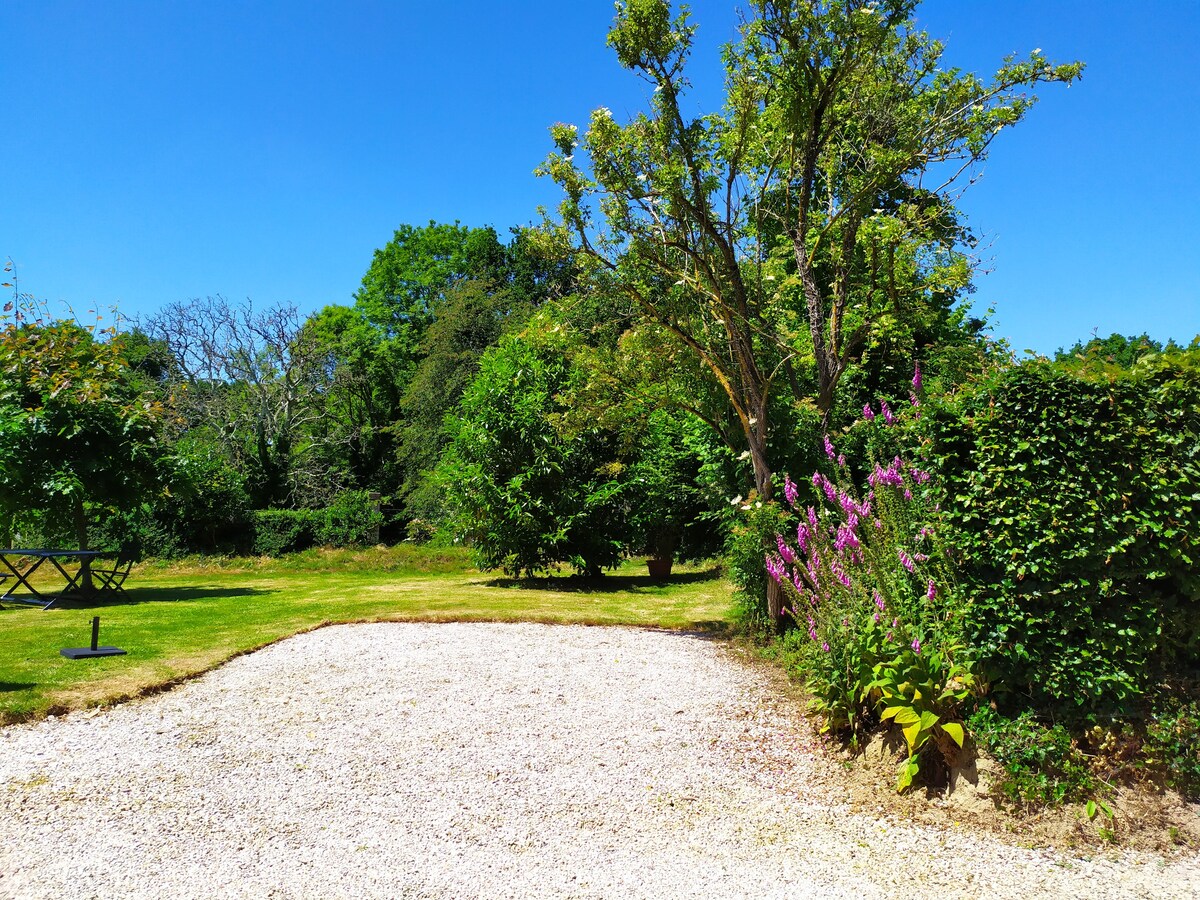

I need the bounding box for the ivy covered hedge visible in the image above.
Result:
[926,353,1200,717]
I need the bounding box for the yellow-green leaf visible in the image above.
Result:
[941,722,965,747]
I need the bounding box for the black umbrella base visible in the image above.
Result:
[61,646,127,659]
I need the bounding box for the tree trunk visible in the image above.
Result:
[72,497,94,593]
[746,420,785,626]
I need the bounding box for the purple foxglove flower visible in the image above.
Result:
[926,580,937,600]
[834,524,860,553]
[837,454,846,468]
[823,434,836,459]
[796,523,810,553]
[912,362,922,392]
[863,404,875,421]
[898,549,915,573]
[764,553,785,583]
[821,642,830,653]
[885,631,893,642]
[807,507,818,528]
[911,638,921,654]
[777,536,796,565]
[873,612,881,623]
[873,590,885,610]
[784,475,799,507]
[904,488,913,501]
[881,400,895,426]
[809,628,819,642]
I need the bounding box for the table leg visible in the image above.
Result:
[0,555,48,602]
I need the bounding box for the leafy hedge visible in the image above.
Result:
[252,491,385,556]
[926,353,1200,717]
[252,509,321,557]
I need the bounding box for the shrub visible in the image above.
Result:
[253,509,320,557]
[318,490,384,548]
[925,351,1200,718]
[439,331,630,577]
[968,707,1097,807]
[726,500,789,629]
[1144,697,1200,800]
[767,377,979,789]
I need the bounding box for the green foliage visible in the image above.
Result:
[252,509,320,557]
[725,501,790,628]
[925,352,1200,717]
[1055,332,1169,369]
[164,437,254,554]
[0,318,168,550]
[624,411,724,561]
[354,221,508,347]
[870,644,975,790]
[968,707,1098,807]
[439,327,630,577]
[300,303,404,494]
[317,490,384,549]
[765,397,981,788]
[540,0,1081,523]
[1144,697,1200,800]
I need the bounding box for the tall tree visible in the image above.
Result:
[539,0,1081,616]
[143,296,329,507]
[0,319,168,581]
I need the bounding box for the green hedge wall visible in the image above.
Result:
[926,354,1200,717]
[252,509,321,557]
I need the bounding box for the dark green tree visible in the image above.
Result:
[0,319,168,583]
[439,324,630,577]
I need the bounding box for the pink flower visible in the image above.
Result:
[823,434,836,460]
[863,404,876,421]
[911,638,921,654]
[777,536,796,565]
[926,580,937,600]
[873,590,885,611]
[912,362,922,392]
[881,400,896,426]
[821,642,830,653]
[764,553,785,583]
[796,522,810,553]
[784,475,799,507]
[898,549,915,573]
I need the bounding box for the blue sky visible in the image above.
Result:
[3,1,1197,354]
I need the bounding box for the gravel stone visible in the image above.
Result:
[1,622,1196,898]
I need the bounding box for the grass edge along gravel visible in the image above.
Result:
[0,549,734,725]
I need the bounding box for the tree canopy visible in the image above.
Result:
[540,0,1082,508]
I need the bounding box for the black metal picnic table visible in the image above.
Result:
[0,549,107,610]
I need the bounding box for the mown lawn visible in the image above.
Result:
[0,547,735,724]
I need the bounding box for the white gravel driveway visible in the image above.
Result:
[1,622,1196,899]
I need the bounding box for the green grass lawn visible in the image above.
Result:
[0,547,735,725]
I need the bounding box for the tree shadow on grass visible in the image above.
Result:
[483,565,725,594]
[0,682,36,693]
[45,586,277,609]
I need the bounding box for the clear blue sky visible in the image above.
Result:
[3,1,1197,354]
